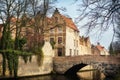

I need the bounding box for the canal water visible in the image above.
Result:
[17,70,120,80]
[0,65,120,80]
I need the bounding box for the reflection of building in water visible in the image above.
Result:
[77,65,105,80]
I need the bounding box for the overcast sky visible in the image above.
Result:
[54,0,114,49]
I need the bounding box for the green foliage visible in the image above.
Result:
[109,43,114,55]
[0,49,32,77]
[34,47,44,66]
[15,37,27,50]
[20,51,32,63]
[2,53,6,76]
[30,40,45,66]
[50,41,56,49]
[19,37,27,50]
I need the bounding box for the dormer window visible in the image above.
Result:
[58,26,62,33]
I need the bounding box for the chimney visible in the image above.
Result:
[97,42,100,45]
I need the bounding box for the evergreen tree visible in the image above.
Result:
[109,43,114,55]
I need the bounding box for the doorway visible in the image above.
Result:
[58,48,62,56]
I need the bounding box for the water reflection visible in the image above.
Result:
[17,75,80,80]
[77,70,105,80]
[17,75,59,80]
[18,75,53,80]
[17,72,120,80]
[1,71,120,80]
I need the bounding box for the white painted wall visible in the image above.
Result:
[100,49,109,55]
[79,46,91,55]
[79,45,86,55]
[65,27,79,56]
[42,41,54,57]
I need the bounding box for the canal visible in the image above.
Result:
[0,65,120,80]
[0,66,120,80]
[16,70,120,80]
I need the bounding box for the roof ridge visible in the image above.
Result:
[60,14,79,32]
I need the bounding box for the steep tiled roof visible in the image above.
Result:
[53,8,79,31]
[96,45,104,51]
[61,15,79,32]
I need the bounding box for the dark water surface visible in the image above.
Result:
[17,74,120,80]
[17,70,120,80]
[2,71,120,80]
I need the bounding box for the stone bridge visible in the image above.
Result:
[53,55,120,77]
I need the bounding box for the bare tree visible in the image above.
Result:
[76,0,120,35]
[27,0,57,66]
[0,0,57,76]
[27,0,57,51]
[0,0,31,76]
[112,17,120,54]
[116,17,120,41]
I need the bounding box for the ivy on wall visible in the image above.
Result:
[50,41,56,49]
[33,42,44,66]
[0,49,32,77]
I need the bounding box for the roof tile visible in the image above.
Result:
[61,15,79,32]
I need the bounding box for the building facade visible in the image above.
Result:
[44,8,92,56]
[79,36,92,55]
[91,43,109,55]
[44,8,80,56]
[0,8,109,57]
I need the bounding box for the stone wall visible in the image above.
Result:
[18,41,54,77]
[53,56,120,77]
[18,55,53,76]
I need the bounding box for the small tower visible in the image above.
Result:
[97,42,100,45]
[53,8,60,16]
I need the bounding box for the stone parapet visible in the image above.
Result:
[53,55,120,77]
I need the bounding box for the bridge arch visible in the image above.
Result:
[64,63,87,75]
[53,56,120,77]
[54,60,106,76]
[63,62,106,76]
